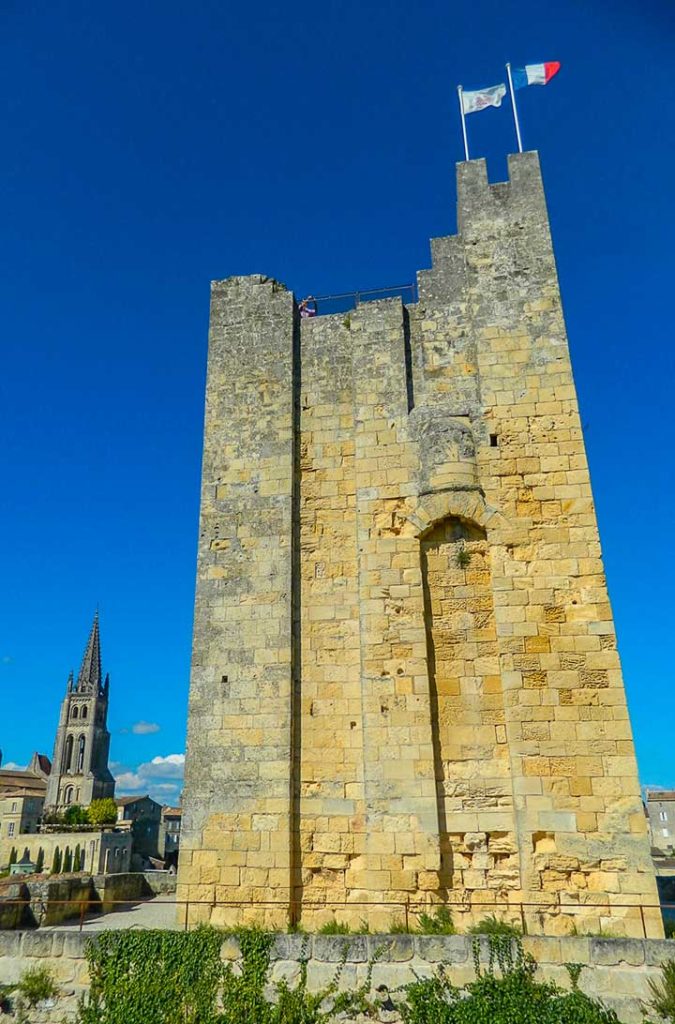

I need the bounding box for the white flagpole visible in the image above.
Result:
[506,63,523,153]
[457,86,470,161]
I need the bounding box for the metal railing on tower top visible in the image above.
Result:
[302,283,417,317]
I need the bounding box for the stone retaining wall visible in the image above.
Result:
[1,932,674,1023]
[0,876,97,929]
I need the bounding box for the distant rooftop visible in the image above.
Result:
[0,770,47,795]
[646,790,675,802]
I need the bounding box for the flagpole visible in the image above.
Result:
[457,86,470,161]
[506,63,523,153]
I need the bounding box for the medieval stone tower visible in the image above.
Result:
[45,612,115,810]
[179,152,660,937]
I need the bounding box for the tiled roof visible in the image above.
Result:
[1,788,44,799]
[0,771,47,795]
[647,790,675,802]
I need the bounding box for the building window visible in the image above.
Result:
[72,706,79,719]
[11,801,17,813]
[64,785,74,805]
[82,706,88,719]
[663,829,670,838]
[660,811,668,821]
[8,822,15,837]
[63,734,74,773]
[77,735,86,772]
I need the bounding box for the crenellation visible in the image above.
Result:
[179,152,660,936]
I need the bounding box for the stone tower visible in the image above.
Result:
[179,152,660,937]
[45,612,115,810]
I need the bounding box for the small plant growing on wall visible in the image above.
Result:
[16,966,58,1008]
[455,545,471,569]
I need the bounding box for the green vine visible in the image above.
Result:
[75,927,625,1024]
[78,927,223,1024]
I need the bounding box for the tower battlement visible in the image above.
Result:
[179,153,660,937]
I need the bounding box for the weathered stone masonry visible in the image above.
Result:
[179,151,661,935]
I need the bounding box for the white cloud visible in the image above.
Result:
[2,761,27,771]
[112,753,185,803]
[131,721,161,735]
[114,771,144,790]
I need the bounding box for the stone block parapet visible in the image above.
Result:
[2,931,674,1023]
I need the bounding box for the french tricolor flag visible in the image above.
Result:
[512,62,561,90]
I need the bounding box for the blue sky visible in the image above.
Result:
[1,1,673,804]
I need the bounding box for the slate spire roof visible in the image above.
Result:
[75,610,103,693]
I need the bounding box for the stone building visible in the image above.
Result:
[159,805,182,867]
[646,790,675,856]
[0,754,51,842]
[115,795,162,862]
[45,612,115,811]
[179,152,660,936]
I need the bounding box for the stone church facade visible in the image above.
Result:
[179,152,660,936]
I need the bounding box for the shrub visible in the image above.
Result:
[468,914,522,937]
[88,798,118,826]
[64,804,90,826]
[318,920,352,935]
[646,957,675,1021]
[417,907,456,935]
[400,936,619,1024]
[51,847,62,874]
[16,965,58,1008]
[35,847,45,872]
[63,847,73,873]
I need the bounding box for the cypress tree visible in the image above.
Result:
[35,847,45,872]
[8,847,17,866]
[63,846,73,873]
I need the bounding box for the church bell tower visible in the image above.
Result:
[45,612,115,810]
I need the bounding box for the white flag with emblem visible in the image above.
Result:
[461,83,507,114]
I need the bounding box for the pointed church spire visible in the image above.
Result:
[76,611,102,692]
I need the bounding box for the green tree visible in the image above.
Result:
[51,847,62,874]
[88,798,118,826]
[35,847,45,872]
[64,804,89,826]
[63,847,73,873]
[74,843,81,871]
[8,847,17,866]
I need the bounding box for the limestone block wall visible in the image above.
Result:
[179,151,660,934]
[2,932,674,1024]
